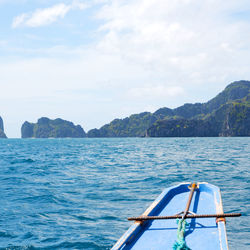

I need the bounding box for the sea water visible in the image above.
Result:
[0,138,249,249]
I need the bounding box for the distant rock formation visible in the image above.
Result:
[147,103,250,137]
[21,117,86,138]
[87,80,250,137]
[0,116,7,138]
[0,116,4,131]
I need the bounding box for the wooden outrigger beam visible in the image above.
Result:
[128,213,242,221]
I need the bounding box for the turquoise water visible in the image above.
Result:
[0,138,249,249]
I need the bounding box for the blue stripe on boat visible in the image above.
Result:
[112,182,228,250]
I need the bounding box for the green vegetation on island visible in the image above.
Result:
[0,116,7,138]
[21,117,86,138]
[87,80,250,137]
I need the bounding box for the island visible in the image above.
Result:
[0,116,7,138]
[87,80,250,137]
[21,117,86,138]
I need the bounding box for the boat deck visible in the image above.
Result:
[113,183,228,250]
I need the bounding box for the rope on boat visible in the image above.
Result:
[173,219,191,250]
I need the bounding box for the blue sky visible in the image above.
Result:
[1,0,250,137]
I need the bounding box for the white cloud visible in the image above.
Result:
[26,4,71,27]
[12,13,29,28]
[72,0,88,10]
[0,49,148,99]
[95,0,250,83]
[12,1,88,28]
[128,86,184,99]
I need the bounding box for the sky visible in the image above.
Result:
[1,0,250,138]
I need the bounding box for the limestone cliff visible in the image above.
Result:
[21,117,86,138]
[0,116,7,138]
